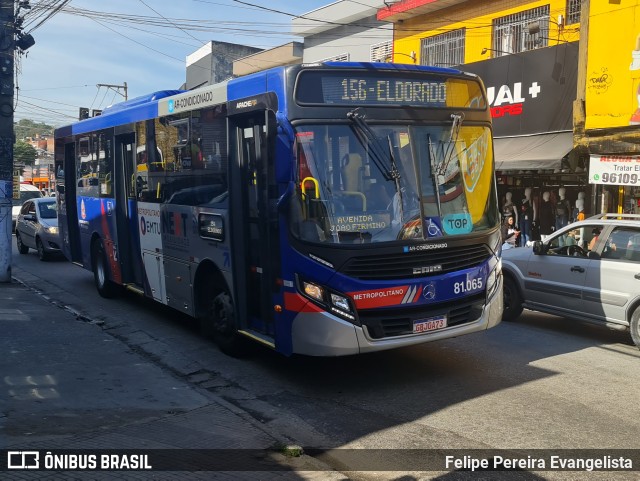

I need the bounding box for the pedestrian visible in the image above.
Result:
[501,215,520,250]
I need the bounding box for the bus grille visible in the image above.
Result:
[358,293,485,340]
[340,244,491,280]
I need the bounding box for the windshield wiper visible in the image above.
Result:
[436,112,464,178]
[386,134,404,223]
[427,133,442,217]
[346,108,395,182]
[347,108,409,224]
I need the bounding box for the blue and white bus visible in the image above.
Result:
[54,62,503,356]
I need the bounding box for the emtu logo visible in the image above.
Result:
[168,99,175,113]
[7,451,39,469]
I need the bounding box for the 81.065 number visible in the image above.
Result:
[453,277,483,294]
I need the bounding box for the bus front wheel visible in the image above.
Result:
[92,238,118,299]
[202,284,246,356]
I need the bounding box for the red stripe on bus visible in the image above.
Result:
[283,292,324,313]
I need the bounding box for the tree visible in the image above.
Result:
[14,119,54,140]
[14,140,37,166]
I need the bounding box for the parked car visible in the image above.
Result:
[12,184,43,231]
[501,213,640,349]
[15,197,60,261]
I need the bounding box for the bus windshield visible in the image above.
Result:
[290,119,497,243]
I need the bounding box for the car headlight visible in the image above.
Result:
[44,226,58,234]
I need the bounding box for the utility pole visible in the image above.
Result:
[96,82,128,101]
[0,0,14,283]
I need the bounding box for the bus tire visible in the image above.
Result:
[502,275,523,322]
[16,232,29,254]
[202,283,246,357]
[630,307,640,350]
[92,238,118,299]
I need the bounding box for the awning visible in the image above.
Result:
[493,132,573,171]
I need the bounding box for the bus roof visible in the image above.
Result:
[54,62,480,138]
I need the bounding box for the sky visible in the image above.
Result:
[14,0,333,127]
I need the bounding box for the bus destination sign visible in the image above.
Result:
[330,77,447,106]
[296,71,485,108]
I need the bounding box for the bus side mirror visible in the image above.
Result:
[57,185,65,194]
[532,240,545,255]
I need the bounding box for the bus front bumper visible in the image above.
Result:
[291,275,503,356]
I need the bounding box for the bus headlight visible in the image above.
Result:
[330,293,351,312]
[298,277,357,323]
[486,262,501,300]
[303,281,324,302]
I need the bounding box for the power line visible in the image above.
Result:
[138,0,202,43]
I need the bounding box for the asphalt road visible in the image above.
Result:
[9,237,640,479]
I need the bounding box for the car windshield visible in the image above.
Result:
[38,201,57,219]
[13,190,41,206]
[289,120,498,244]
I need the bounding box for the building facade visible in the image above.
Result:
[376,0,587,233]
[292,0,392,63]
[574,0,640,216]
[185,41,262,90]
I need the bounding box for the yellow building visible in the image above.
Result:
[377,0,585,234]
[377,0,640,215]
[575,0,640,214]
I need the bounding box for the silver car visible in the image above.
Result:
[501,213,640,349]
[15,197,61,261]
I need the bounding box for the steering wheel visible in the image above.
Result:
[566,245,586,257]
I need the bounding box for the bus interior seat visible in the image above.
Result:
[341,153,363,192]
[367,182,391,211]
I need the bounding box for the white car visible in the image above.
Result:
[15,197,60,261]
[12,184,43,231]
[501,213,640,349]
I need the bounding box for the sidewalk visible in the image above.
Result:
[1,277,345,480]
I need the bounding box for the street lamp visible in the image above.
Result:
[391,51,416,64]
[481,47,513,56]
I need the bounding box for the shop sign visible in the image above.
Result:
[463,43,578,137]
[589,155,640,185]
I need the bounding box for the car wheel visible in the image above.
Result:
[36,237,48,261]
[630,307,640,350]
[91,238,119,298]
[502,275,523,322]
[201,281,246,357]
[15,232,29,254]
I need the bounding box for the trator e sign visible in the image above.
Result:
[590,155,640,186]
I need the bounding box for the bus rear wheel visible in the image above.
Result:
[92,238,118,298]
[202,284,245,356]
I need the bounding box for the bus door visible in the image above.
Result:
[63,141,82,263]
[114,132,143,288]
[229,110,279,340]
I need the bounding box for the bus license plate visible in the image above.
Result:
[413,316,447,334]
